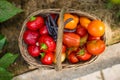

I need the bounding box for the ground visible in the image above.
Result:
[0,0,120,76]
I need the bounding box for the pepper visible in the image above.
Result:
[57,13,79,30]
[63,32,80,47]
[38,35,56,52]
[40,52,54,65]
[26,16,45,31]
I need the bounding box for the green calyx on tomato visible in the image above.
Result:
[40,43,48,50]
[77,49,85,56]
[30,16,36,21]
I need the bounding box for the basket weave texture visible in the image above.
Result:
[18,9,100,69]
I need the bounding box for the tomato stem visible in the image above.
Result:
[77,49,85,56]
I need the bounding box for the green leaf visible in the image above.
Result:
[0,0,23,22]
[116,11,120,18]
[0,67,13,80]
[0,53,18,68]
[106,1,114,9]
[0,34,6,50]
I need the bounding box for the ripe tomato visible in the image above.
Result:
[86,40,105,55]
[79,16,91,29]
[76,25,87,37]
[58,13,79,30]
[88,35,101,41]
[87,20,105,37]
[63,32,80,47]
[53,52,66,63]
[53,45,66,63]
[68,52,79,64]
[77,48,92,61]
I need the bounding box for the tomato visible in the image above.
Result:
[87,20,105,37]
[68,52,79,64]
[53,45,66,63]
[79,16,91,29]
[76,25,87,37]
[63,32,80,47]
[77,48,92,61]
[58,13,79,30]
[53,52,66,63]
[86,40,106,55]
[88,35,101,41]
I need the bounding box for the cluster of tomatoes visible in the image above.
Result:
[23,13,106,65]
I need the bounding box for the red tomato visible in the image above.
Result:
[63,32,80,47]
[76,25,87,37]
[86,40,106,55]
[88,35,101,41]
[77,48,92,61]
[68,52,79,64]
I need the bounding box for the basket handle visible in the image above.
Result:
[55,8,66,71]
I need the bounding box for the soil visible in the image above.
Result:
[0,0,120,76]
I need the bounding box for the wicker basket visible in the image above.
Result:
[19,8,102,70]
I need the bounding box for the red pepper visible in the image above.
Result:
[26,16,45,31]
[27,45,41,57]
[38,35,56,52]
[63,32,80,47]
[23,30,39,45]
[39,25,48,35]
[77,48,92,61]
[68,52,79,64]
[40,52,54,65]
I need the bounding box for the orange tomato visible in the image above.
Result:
[79,16,91,29]
[58,13,79,30]
[86,40,105,55]
[87,20,105,37]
